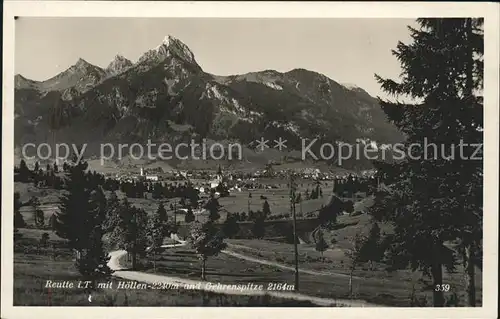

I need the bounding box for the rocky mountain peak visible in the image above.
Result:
[74,58,92,69]
[138,35,197,66]
[106,54,133,76]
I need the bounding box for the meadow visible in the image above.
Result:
[13,228,318,307]
[14,177,482,307]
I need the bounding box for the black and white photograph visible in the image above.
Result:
[2,1,499,318]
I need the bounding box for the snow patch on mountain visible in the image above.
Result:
[264,82,283,90]
[269,121,300,135]
[342,83,361,90]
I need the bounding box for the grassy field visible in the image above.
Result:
[13,228,317,307]
[13,180,483,307]
[130,245,386,303]
[222,214,483,307]
[128,242,434,306]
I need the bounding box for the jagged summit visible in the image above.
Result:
[138,34,197,65]
[106,54,133,76]
[15,74,40,90]
[159,35,174,47]
[74,58,92,68]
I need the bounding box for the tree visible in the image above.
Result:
[318,195,342,225]
[103,191,120,233]
[35,209,45,228]
[54,159,92,252]
[189,221,227,280]
[371,18,483,307]
[54,159,112,280]
[343,200,354,215]
[344,233,366,298]
[29,196,41,225]
[40,232,50,248]
[148,204,166,272]
[152,183,164,199]
[205,195,221,222]
[185,207,195,223]
[155,203,169,235]
[262,200,271,218]
[18,159,31,182]
[363,222,383,270]
[77,187,112,281]
[108,199,149,270]
[49,213,57,232]
[315,228,329,256]
[222,213,240,238]
[14,192,26,229]
[251,216,265,239]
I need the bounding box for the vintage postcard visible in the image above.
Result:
[2,1,499,319]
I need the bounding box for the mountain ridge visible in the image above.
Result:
[14,35,403,169]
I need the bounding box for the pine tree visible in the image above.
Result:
[189,221,227,280]
[371,18,483,307]
[315,229,329,256]
[262,200,271,218]
[14,192,26,229]
[35,209,45,228]
[148,204,166,272]
[251,216,265,239]
[155,202,169,236]
[49,213,57,232]
[318,195,341,225]
[79,187,112,281]
[103,191,120,233]
[55,160,92,252]
[18,159,31,182]
[55,158,112,279]
[363,222,383,270]
[222,213,240,238]
[185,207,195,223]
[205,195,221,222]
[344,232,366,299]
[108,199,149,270]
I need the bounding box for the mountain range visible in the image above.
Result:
[14,35,403,170]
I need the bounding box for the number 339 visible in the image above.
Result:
[435,284,451,292]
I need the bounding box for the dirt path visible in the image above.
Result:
[107,250,378,307]
[108,242,378,307]
[221,247,361,280]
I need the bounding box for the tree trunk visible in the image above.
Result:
[431,262,445,307]
[132,252,137,270]
[464,244,476,306]
[201,257,206,280]
[153,249,156,273]
[463,18,477,308]
[349,268,354,299]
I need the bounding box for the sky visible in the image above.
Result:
[15,18,417,99]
